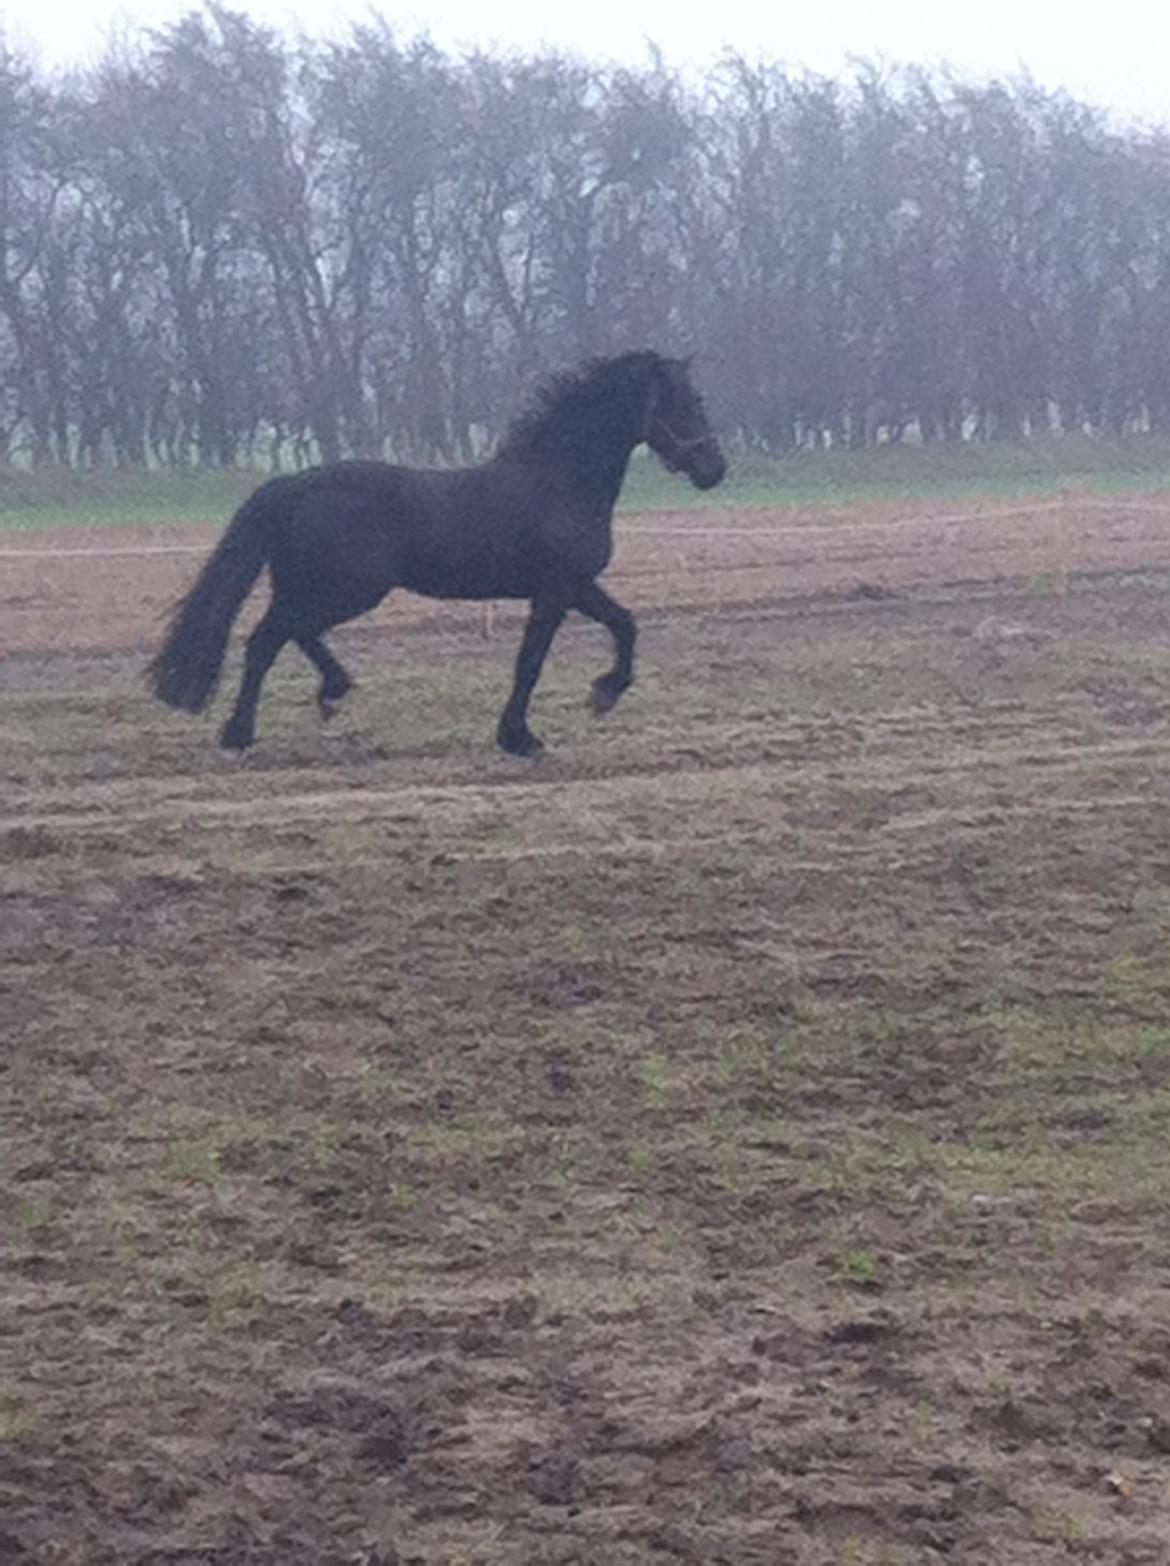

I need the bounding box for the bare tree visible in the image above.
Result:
[6,15,1170,466]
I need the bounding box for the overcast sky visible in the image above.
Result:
[3,0,1166,127]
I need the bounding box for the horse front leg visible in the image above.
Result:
[575,580,637,716]
[497,595,567,756]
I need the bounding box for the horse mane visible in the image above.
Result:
[497,350,663,466]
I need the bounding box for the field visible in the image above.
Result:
[4,457,1170,1563]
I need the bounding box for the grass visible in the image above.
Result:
[6,430,1170,532]
[0,463,259,532]
[669,431,1170,510]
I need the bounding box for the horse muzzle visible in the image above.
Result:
[689,445,727,490]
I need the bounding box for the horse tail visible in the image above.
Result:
[148,482,283,713]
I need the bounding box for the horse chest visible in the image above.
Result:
[541,509,614,576]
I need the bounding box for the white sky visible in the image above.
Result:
[3,0,1167,128]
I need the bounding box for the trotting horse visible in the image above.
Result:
[149,350,727,756]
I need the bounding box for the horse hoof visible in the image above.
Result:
[318,677,352,721]
[498,724,544,758]
[590,676,621,717]
[220,720,254,752]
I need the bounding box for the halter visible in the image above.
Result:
[647,418,715,465]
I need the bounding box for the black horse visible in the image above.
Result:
[149,350,726,756]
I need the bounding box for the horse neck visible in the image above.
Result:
[498,365,650,512]
[528,415,641,515]
[576,437,638,515]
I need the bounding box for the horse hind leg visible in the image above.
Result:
[220,604,292,751]
[297,635,353,720]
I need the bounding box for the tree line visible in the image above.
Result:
[2,5,1169,467]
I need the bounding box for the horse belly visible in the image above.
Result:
[399,535,540,601]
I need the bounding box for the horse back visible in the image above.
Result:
[272,458,613,603]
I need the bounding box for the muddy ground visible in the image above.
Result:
[5,490,1170,656]
[3,502,1170,1562]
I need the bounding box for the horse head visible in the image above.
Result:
[642,356,727,491]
